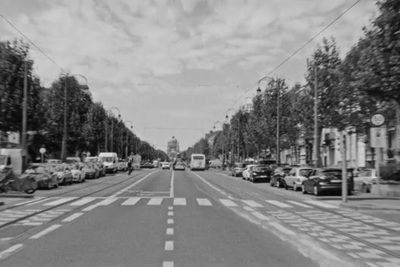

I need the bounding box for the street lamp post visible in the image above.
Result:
[225,108,238,168]
[60,73,88,161]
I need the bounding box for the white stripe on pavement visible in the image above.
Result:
[0,244,23,261]
[196,198,212,206]
[252,212,270,221]
[168,211,174,216]
[30,224,61,239]
[69,197,97,206]
[43,197,78,206]
[62,212,84,222]
[173,198,186,206]
[242,200,264,208]
[82,198,117,211]
[121,197,141,206]
[165,241,174,251]
[286,201,312,208]
[147,198,163,206]
[265,200,293,208]
[304,200,339,209]
[166,228,174,235]
[220,199,238,207]
[167,219,174,224]
[163,261,174,267]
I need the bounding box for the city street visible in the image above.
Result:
[0,169,399,267]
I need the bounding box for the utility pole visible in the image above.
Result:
[61,76,68,161]
[276,83,280,165]
[22,59,28,171]
[314,66,319,167]
[104,119,107,152]
[111,119,114,153]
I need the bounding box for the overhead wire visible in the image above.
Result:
[0,13,64,72]
[221,0,361,121]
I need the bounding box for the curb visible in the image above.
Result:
[0,194,35,198]
[339,203,400,211]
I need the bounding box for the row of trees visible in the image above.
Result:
[187,0,400,164]
[0,40,167,162]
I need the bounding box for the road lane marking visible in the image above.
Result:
[148,198,163,205]
[244,206,255,212]
[265,200,293,208]
[286,201,312,208]
[166,228,174,235]
[173,198,186,206]
[304,200,339,209]
[69,197,97,206]
[168,206,173,210]
[220,199,238,207]
[25,197,55,206]
[168,211,174,216]
[163,261,174,267]
[196,198,212,206]
[242,200,263,208]
[30,224,61,239]
[110,172,155,197]
[16,197,45,206]
[167,219,174,224]
[62,212,84,222]
[252,212,270,221]
[192,172,233,198]
[170,171,175,198]
[0,244,23,261]
[43,197,78,206]
[165,241,174,251]
[270,222,295,236]
[121,197,141,206]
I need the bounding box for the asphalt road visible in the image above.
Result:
[0,169,399,267]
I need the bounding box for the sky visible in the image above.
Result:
[0,0,378,152]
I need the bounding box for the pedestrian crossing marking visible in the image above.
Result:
[220,199,238,207]
[286,201,312,208]
[121,197,141,206]
[304,200,339,209]
[70,197,97,206]
[196,198,212,206]
[173,198,186,206]
[43,197,78,206]
[242,200,263,208]
[148,198,163,206]
[265,200,293,208]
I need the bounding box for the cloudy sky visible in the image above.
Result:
[0,0,378,152]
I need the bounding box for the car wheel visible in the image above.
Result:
[302,185,307,194]
[270,180,274,187]
[276,181,280,188]
[314,186,319,196]
[55,182,59,188]
[293,184,297,191]
[48,183,52,190]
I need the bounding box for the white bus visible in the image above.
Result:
[190,154,206,171]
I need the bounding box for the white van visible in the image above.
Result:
[98,152,118,173]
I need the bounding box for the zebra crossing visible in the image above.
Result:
[19,196,341,210]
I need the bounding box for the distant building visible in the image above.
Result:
[167,136,180,160]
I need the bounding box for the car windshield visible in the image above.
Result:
[103,157,114,162]
[254,166,269,172]
[299,169,313,176]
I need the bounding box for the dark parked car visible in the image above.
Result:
[231,162,247,177]
[140,162,154,169]
[302,168,353,196]
[248,165,272,183]
[270,167,292,187]
[173,162,186,171]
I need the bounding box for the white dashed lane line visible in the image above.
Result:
[29,224,61,239]
[62,212,84,222]
[173,198,186,206]
[165,241,174,251]
[219,199,238,207]
[0,244,24,261]
[166,228,174,235]
[196,198,212,206]
[163,261,174,267]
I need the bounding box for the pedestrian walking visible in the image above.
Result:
[127,153,134,175]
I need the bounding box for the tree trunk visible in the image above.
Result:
[396,101,400,163]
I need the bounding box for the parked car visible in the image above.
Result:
[231,162,247,177]
[354,169,377,193]
[248,165,272,183]
[70,163,84,183]
[50,164,73,185]
[24,163,59,189]
[82,163,98,179]
[173,162,186,171]
[46,159,62,164]
[302,168,353,196]
[161,162,171,170]
[242,164,257,181]
[85,157,106,177]
[283,167,314,191]
[141,162,154,169]
[117,162,128,172]
[270,166,292,187]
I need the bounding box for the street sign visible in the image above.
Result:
[370,127,386,148]
[39,148,46,154]
[370,113,385,127]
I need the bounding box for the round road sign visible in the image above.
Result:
[370,113,385,127]
[39,148,46,154]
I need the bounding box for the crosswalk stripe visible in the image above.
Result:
[196,198,212,206]
[220,199,238,207]
[265,200,293,208]
[242,200,263,208]
[304,200,339,209]
[148,198,163,205]
[121,197,141,206]
[43,197,78,206]
[286,201,312,208]
[70,197,97,206]
[173,198,186,206]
